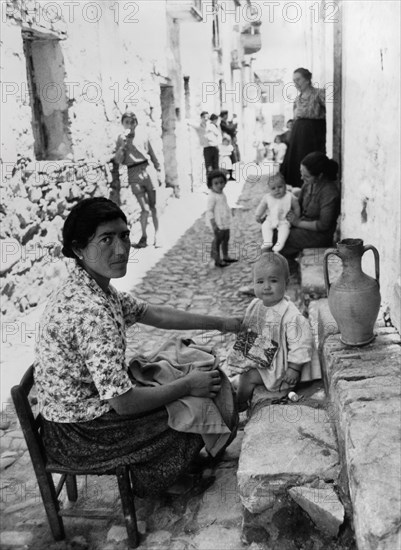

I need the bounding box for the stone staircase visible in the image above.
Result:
[237,249,401,550]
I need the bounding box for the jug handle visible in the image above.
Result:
[323,248,339,293]
[363,245,380,287]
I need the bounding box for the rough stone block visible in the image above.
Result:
[106,525,128,543]
[340,398,400,550]
[300,249,342,299]
[288,484,344,537]
[192,525,243,549]
[237,404,339,514]
[0,531,34,546]
[0,238,21,276]
[197,468,243,526]
[320,326,401,550]
[329,348,401,385]
[145,530,172,547]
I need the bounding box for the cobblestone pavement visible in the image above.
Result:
[0,168,304,550]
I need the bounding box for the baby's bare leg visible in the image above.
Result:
[261,220,274,249]
[237,369,264,411]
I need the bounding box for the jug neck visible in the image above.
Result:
[341,253,363,273]
[337,241,364,277]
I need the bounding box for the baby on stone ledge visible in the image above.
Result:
[227,252,321,411]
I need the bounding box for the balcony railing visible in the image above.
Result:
[166,0,203,21]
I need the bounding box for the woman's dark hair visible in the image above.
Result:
[301,152,339,181]
[62,198,127,260]
[293,67,312,82]
[207,169,226,189]
[209,114,219,121]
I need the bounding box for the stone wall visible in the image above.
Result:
[0,0,177,319]
[1,0,178,165]
[340,1,401,332]
[1,0,260,318]
[0,160,115,319]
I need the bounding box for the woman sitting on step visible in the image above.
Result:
[34,197,239,497]
[279,152,341,271]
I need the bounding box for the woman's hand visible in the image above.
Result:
[186,369,221,398]
[286,211,299,227]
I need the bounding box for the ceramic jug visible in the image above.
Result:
[323,238,381,346]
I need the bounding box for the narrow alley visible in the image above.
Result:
[1,170,357,550]
[1,1,400,550]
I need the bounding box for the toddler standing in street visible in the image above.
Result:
[255,174,300,252]
[227,252,316,411]
[206,170,238,268]
[272,135,287,164]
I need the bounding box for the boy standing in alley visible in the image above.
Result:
[114,111,163,248]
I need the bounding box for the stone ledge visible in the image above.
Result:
[237,388,347,545]
[319,302,401,550]
[237,399,340,516]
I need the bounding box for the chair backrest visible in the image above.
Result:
[11,364,48,466]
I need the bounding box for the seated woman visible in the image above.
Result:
[34,198,240,497]
[280,152,340,267]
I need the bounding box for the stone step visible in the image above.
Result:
[237,384,346,545]
[318,299,401,550]
[300,248,342,300]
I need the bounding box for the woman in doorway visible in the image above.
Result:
[280,152,340,269]
[281,68,326,188]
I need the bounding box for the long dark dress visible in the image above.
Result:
[281,87,326,188]
[41,409,204,497]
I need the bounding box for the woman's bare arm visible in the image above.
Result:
[290,194,301,218]
[141,305,241,333]
[108,368,221,416]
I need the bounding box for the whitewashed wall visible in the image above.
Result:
[340,0,401,331]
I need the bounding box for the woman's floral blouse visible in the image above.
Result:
[34,263,148,422]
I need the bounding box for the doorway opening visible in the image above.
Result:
[22,32,72,160]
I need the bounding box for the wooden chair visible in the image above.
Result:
[11,365,140,548]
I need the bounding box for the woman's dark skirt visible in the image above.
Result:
[41,408,204,497]
[280,118,326,188]
[280,227,334,259]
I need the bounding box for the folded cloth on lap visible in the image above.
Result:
[129,337,235,456]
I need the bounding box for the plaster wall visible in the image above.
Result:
[59,1,169,164]
[0,0,188,315]
[181,19,220,185]
[340,0,401,331]
[1,0,171,166]
[307,1,335,159]
[1,22,35,163]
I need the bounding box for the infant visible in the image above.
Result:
[255,174,300,252]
